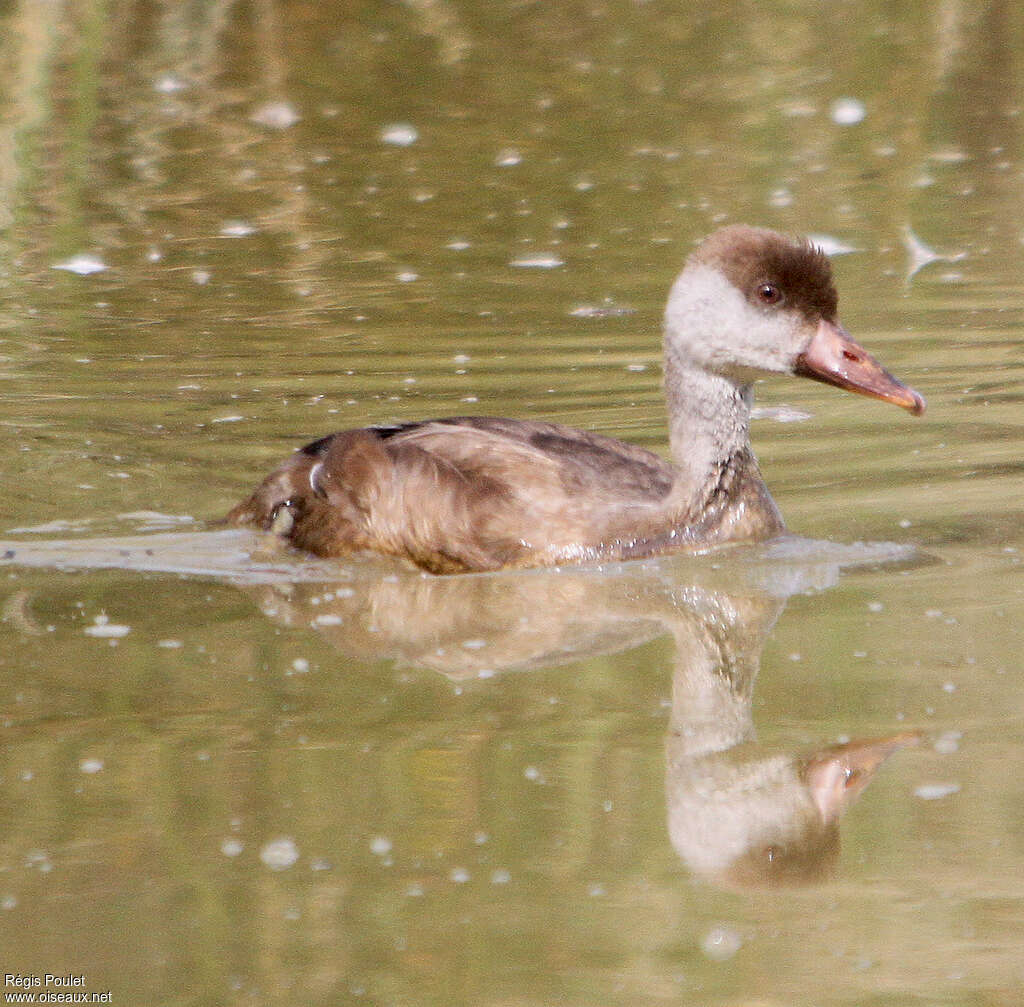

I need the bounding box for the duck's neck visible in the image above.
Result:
[663,348,754,515]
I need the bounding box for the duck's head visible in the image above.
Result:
[664,225,925,416]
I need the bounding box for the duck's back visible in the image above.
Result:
[227,416,688,572]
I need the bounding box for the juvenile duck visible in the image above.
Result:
[227,225,925,573]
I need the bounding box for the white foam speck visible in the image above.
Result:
[25,850,54,873]
[221,838,244,857]
[220,221,256,237]
[84,615,130,639]
[509,254,564,269]
[251,101,301,129]
[52,254,107,276]
[915,782,960,801]
[750,405,812,423]
[495,147,522,167]
[260,837,300,869]
[807,233,859,256]
[569,301,636,319]
[928,147,969,164]
[831,97,867,125]
[154,74,187,94]
[380,122,418,146]
[370,836,393,856]
[311,613,342,627]
[701,924,743,961]
[7,518,93,534]
[79,758,104,774]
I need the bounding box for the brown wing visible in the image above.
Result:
[387,417,674,503]
[226,417,678,572]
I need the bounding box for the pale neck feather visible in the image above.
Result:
[660,263,776,513]
[662,347,754,512]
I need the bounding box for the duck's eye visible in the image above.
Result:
[757,282,783,305]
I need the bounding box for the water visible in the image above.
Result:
[1,2,1023,1004]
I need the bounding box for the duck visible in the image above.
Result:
[226,225,925,574]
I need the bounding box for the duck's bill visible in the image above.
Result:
[805,731,921,820]
[795,319,926,416]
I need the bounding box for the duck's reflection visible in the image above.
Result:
[671,731,916,888]
[658,583,917,887]
[241,543,919,888]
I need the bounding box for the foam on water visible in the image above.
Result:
[0,525,926,602]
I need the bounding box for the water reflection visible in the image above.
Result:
[1,531,922,897]
[232,537,920,887]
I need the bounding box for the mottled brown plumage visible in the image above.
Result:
[226,418,780,573]
[226,226,924,573]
